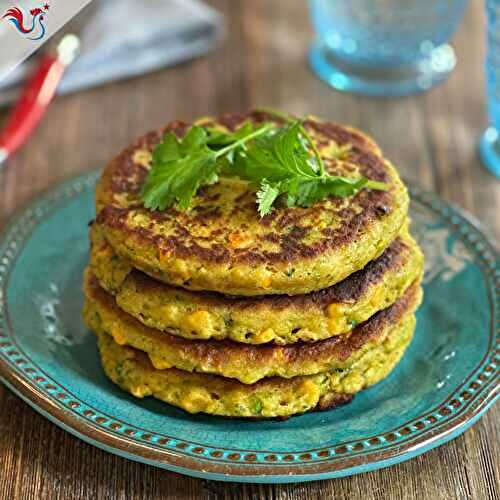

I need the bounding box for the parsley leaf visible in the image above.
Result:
[140,123,273,211]
[256,179,284,217]
[141,126,219,210]
[234,121,318,183]
[232,119,387,215]
[140,113,388,215]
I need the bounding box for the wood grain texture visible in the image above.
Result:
[0,1,498,499]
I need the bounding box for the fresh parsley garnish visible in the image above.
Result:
[140,123,272,210]
[140,114,387,215]
[230,119,386,215]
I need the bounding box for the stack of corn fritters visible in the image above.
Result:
[83,111,424,419]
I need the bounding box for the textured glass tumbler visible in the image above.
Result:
[480,0,500,178]
[308,0,468,96]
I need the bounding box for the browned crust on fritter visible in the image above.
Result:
[106,338,355,420]
[315,392,355,412]
[95,111,399,266]
[85,270,420,367]
[118,235,411,310]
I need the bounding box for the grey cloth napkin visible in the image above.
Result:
[0,0,223,105]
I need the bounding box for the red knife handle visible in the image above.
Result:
[0,54,65,160]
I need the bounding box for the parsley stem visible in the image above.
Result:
[299,124,326,177]
[365,179,388,191]
[215,124,274,159]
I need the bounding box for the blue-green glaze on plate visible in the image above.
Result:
[0,171,498,483]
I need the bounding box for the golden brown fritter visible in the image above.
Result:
[84,268,422,384]
[96,308,416,418]
[94,111,409,296]
[89,222,423,344]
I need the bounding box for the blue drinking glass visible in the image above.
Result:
[308,0,468,96]
[480,0,500,178]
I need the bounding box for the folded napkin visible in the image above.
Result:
[0,0,223,105]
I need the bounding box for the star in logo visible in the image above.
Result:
[43,3,50,11]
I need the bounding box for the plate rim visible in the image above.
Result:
[0,171,498,482]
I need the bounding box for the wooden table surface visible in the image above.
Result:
[0,1,498,498]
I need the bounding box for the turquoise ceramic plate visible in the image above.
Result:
[0,172,498,483]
